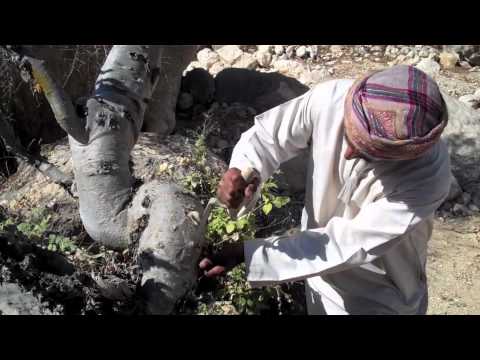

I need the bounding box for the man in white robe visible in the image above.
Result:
[199,65,451,315]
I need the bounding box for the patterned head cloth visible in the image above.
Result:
[344,65,448,161]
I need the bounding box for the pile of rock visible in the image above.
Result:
[459,89,480,110]
[440,189,480,218]
[188,45,333,87]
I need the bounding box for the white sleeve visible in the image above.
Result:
[243,187,448,287]
[229,90,315,182]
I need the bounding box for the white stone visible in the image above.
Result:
[458,94,480,109]
[272,59,304,76]
[468,204,480,212]
[415,58,441,78]
[256,51,272,67]
[209,61,226,76]
[197,48,220,69]
[216,45,244,65]
[274,45,284,55]
[257,45,272,53]
[419,49,429,58]
[439,52,459,70]
[330,45,343,55]
[296,46,307,58]
[308,45,319,58]
[286,45,295,58]
[232,53,258,70]
[473,89,480,99]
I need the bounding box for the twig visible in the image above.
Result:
[63,45,80,88]
[0,115,73,189]
[0,45,88,144]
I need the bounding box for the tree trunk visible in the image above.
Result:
[2,45,218,314]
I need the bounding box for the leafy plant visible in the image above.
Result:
[47,234,77,254]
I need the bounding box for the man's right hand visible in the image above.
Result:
[217,168,260,209]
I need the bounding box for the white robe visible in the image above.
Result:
[229,79,451,315]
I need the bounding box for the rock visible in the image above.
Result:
[274,45,285,56]
[419,49,430,58]
[256,51,272,68]
[308,45,319,58]
[442,201,453,211]
[177,92,194,111]
[447,173,462,201]
[453,203,471,216]
[370,45,384,53]
[444,45,478,59]
[474,89,480,99]
[296,46,307,58]
[468,204,479,212]
[469,53,480,66]
[286,45,295,58]
[439,52,459,69]
[472,193,480,208]
[273,59,305,77]
[441,93,480,197]
[330,45,343,55]
[232,53,258,70]
[209,61,226,76]
[460,192,472,205]
[182,68,215,105]
[415,58,441,78]
[298,68,330,86]
[214,68,309,114]
[459,61,472,70]
[216,45,244,65]
[0,283,52,315]
[458,94,480,109]
[257,45,272,53]
[212,45,226,51]
[197,48,220,69]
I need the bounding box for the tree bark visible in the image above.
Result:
[3,45,216,313]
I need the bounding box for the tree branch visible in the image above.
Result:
[1,45,89,144]
[0,115,73,188]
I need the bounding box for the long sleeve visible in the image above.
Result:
[244,184,448,287]
[229,90,315,182]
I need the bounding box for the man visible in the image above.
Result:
[199,65,451,315]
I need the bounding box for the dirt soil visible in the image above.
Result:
[427,216,480,314]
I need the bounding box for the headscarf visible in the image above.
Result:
[344,65,448,161]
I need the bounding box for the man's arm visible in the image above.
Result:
[229,89,316,182]
[244,183,449,286]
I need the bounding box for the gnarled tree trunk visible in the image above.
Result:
[2,45,207,314]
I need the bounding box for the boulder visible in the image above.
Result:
[439,52,459,69]
[233,53,258,70]
[415,58,441,78]
[441,93,480,197]
[216,45,244,65]
[197,48,220,69]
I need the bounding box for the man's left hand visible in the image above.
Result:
[199,242,245,278]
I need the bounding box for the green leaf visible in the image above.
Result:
[225,222,236,234]
[262,202,273,215]
[272,196,290,208]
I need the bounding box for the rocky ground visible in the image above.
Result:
[1,44,480,315]
[179,44,480,315]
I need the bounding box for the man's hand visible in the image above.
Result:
[199,242,245,278]
[217,168,260,209]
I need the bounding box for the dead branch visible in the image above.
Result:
[1,45,88,144]
[0,115,73,188]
